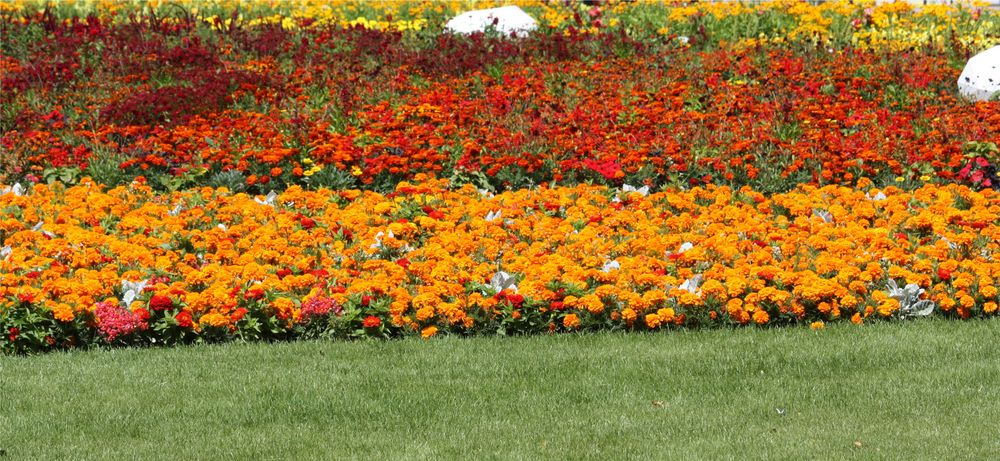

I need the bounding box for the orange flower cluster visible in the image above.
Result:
[2,177,998,352]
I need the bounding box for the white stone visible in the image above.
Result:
[958,45,1000,102]
[445,6,537,38]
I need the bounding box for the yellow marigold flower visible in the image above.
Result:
[579,294,604,314]
[199,313,230,328]
[700,279,726,298]
[840,294,858,309]
[877,299,899,317]
[657,308,676,324]
[420,326,438,339]
[810,321,824,330]
[415,306,435,322]
[620,307,637,324]
[726,277,747,298]
[984,302,998,314]
[726,298,743,316]
[52,303,75,322]
[562,313,580,330]
[959,295,976,309]
[980,285,997,299]
[937,296,956,312]
[851,312,863,325]
[644,313,661,329]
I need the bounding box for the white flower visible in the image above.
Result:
[121,279,148,307]
[678,242,693,254]
[866,191,887,201]
[601,260,620,273]
[886,279,934,319]
[1,184,25,196]
[937,236,958,250]
[485,210,502,222]
[478,188,494,198]
[254,190,278,207]
[679,274,703,295]
[677,36,689,44]
[168,204,184,216]
[1,246,11,260]
[217,223,228,232]
[31,221,55,238]
[370,230,395,250]
[622,184,650,196]
[813,209,833,223]
[490,271,518,294]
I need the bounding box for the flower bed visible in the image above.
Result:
[2,0,1000,352]
[2,1,999,193]
[2,178,998,352]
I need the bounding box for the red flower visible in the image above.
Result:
[8,327,19,342]
[361,295,372,307]
[230,307,248,322]
[937,268,951,281]
[300,217,316,229]
[362,315,381,328]
[133,308,151,322]
[246,287,265,301]
[149,295,174,311]
[175,310,194,328]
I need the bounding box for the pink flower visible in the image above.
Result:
[299,296,342,323]
[95,301,147,342]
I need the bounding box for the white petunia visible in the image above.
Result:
[1,246,11,260]
[168,204,184,216]
[485,210,502,222]
[601,260,621,273]
[678,242,693,254]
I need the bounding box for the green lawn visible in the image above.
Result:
[2,319,998,460]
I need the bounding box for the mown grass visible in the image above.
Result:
[2,319,999,460]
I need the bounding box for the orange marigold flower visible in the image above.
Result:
[752,309,769,325]
[420,326,438,339]
[851,312,863,325]
[810,321,824,330]
[620,307,637,324]
[415,306,435,322]
[52,303,75,322]
[644,313,661,329]
[199,313,229,328]
[562,313,581,329]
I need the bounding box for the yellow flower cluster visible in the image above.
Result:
[4,0,997,50]
[2,177,998,340]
